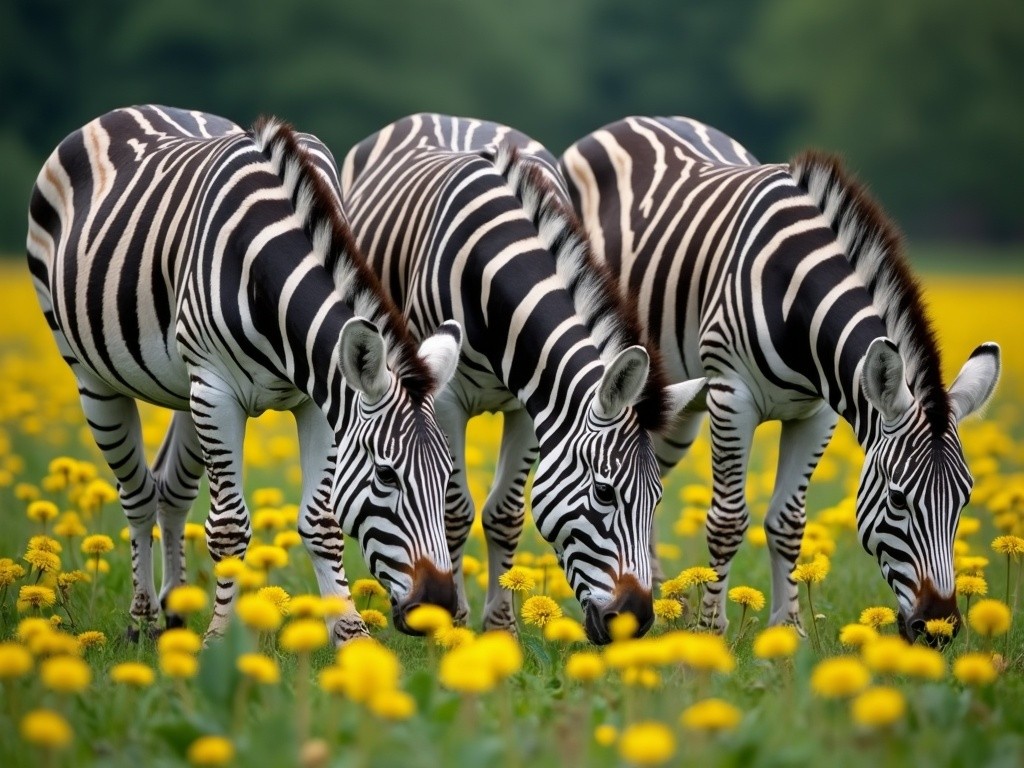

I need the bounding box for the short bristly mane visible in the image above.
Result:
[249,116,434,403]
[790,149,950,433]
[492,144,670,431]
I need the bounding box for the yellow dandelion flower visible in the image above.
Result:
[747,527,769,547]
[84,558,109,575]
[752,626,800,659]
[40,655,91,694]
[673,632,735,673]
[925,617,956,639]
[368,690,417,720]
[336,638,401,702]
[434,626,475,650]
[27,630,81,658]
[838,623,878,648]
[953,653,998,686]
[187,735,235,767]
[16,617,52,643]
[15,483,42,502]
[992,535,1024,556]
[850,686,905,728]
[110,662,155,687]
[81,535,114,555]
[810,656,871,698]
[565,651,606,682]
[0,643,34,678]
[618,721,676,766]
[955,575,988,596]
[273,530,301,550]
[594,724,618,747]
[213,556,246,580]
[166,585,208,615]
[461,554,482,577]
[23,549,61,574]
[792,554,830,584]
[252,508,285,532]
[20,709,73,749]
[543,617,587,643]
[27,536,62,554]
[659,576,688,600]
[474,631,522,678]
[728,586,766,611]
[160,651,199,679]
[622,666,661,688]
[956,555,989,574]
[521,595,562,628]
[288,595,325,618]
[968,599,1012,637]
[405,604,453,635]
[497,566,536,593]
[609,612,640,642]
[680,698,743,732]
[57,570,89,590]
[957,516,981,537]
[0,558,27,586]
[678,566,718,588]
[27,500,59,523]
[318,666,347,695]
[184,523,206,542]
[158,628,202,656]
[900,646,945,681]
[439,654,496,694]
[245,545,288,571]
[76,631,106,650]
[319,595,352,617]
[858,606,897,629]
[255,586,291,615]
[862,636,910,675]
[237,653,280,684]
[280,619,329,653]
[235,594,283,633]
[360,609,388,631]
[17,585,56,612]
[653,598,683,623]
[82,479,117,506]
[252,487,285,507]
[352,579,388,600]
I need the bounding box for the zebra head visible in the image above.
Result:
[533,345,706,645]
[334,317,463,634]
[857,338,1001,646]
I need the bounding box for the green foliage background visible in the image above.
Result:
[1,0,1022,250]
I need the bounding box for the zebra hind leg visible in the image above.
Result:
[75,372,161,640]
[700,382,759,634]
[481,408,538,635]
[764,406,837,632]
[152,411,205,630]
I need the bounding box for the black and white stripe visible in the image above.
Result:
[338,114,705,643]
[26,105,463,642]
[562,116,1001,642]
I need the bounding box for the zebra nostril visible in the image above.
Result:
[910,618,926,639]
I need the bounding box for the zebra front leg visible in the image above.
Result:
[190,375,251,641]
[153,411,205,629]
[435,390,474,626]
[293,399,368,645]
[765,406,837,630]
[700,382,759,634]
[75,372,162,639]
[652,410,707,585]
[481,407,538,634]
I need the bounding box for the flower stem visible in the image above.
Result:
[805,584,821,651]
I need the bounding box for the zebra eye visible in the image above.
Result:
[376,464,399,488]
[594,482,616,506]
[888,488,908,511]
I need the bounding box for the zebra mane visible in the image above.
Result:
[491,144,670,431]
[789,149,950,433]
[249,116,434,403]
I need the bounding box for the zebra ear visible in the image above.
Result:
[664,377,708,418]
[595,345,650,419]
[418,320,463,395]
[339,317,392,404]
[862,337,915,424]
[948,342,1000,422]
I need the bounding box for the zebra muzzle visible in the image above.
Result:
[584,573,654,645]
[392,558,458,635]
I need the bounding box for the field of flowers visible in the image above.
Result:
[1,259,1023,767]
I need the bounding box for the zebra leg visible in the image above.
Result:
[75,370,161,638]
[434,390,474,626]
[152,411,205,629]
[765,406,837,630]
[700,382,759,633]
[189,375,251,641]
[651,411,707,585]
[292,399,368,644]
[481,407,538,634]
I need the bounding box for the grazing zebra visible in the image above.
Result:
[338,113,705,643]
[26,105,463,643]
[560,116,1001,643]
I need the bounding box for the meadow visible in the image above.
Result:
[1,259,1022,767]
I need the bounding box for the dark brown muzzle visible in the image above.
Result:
[583,574,654,645]
[900,578,961,647]
[392,558,458,635]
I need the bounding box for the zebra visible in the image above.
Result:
[560,116,1001,643]
[336,113,706,644]
[25,105,463,643]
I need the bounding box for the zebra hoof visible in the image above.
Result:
[331,615,371,646]
[124,625,141,644]
[164,613,186,630]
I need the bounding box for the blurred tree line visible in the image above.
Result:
[2,0,1021,252]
